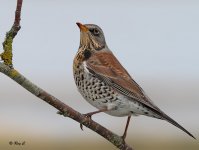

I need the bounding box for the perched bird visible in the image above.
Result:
[73,22,195,140]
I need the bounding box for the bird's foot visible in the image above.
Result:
[80,113,93,131]
[79,109,108,131]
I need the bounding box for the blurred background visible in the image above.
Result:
[0,0,199,150]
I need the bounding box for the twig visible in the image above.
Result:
[14,0,23,28]
[0,0,23,68]
[0,0,134,150]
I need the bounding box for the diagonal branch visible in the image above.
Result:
[0,63,133,150]
[0,0,134,150]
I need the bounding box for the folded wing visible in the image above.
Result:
[86,50,195,139]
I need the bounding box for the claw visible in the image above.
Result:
[84,113,92,119]
[79,113,92,131]
[80,123,84,131]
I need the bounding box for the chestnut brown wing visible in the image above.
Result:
[85,50,196,139]
[86,51,159,111]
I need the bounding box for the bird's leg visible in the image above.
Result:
[84,108,108,118]
[121,115,131,140]
[80,108,108,130]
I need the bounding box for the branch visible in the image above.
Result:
[0,0,134,150]
[0,63,133,150]
[0,0,23,68]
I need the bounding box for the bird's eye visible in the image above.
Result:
[90,28,100,36]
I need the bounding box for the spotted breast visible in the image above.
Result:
[73,61,121,113]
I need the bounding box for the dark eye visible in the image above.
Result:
[90,28,100,36]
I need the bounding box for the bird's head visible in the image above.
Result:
[76,22,107,52]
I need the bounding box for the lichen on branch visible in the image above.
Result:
[1,29,15,67]
[0,0,22,68]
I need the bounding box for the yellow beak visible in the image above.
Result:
[76,22,88,32]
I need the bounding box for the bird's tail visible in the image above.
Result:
[161,112,196,139]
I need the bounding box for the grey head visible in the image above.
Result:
[76,22,108,51]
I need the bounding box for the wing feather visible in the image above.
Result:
[85,50,195,139]
[86,51,160,112]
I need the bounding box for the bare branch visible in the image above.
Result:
[14,0,23,28]
[0,0,134,149]
[0,63,133,150]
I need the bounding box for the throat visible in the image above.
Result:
[83,49,92,60]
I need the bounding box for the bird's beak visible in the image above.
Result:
[76,22,88,32]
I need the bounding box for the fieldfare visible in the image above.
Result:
[73,22,195,140]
